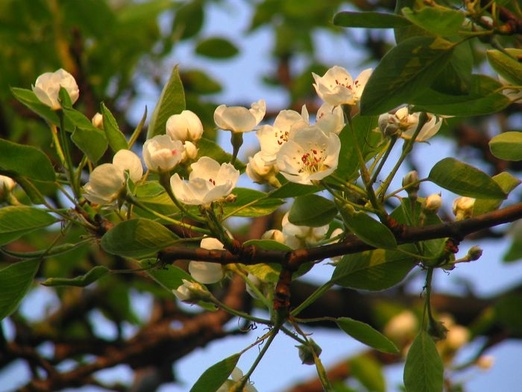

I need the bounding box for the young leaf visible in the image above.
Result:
[337,317,399,354]
[411,74,511,116]
[195,37,239,59]
[333,11,411,28]
[332,246,416,290]
[0,259,40,320]
[190,353,240,392]
[268,182,321,199]
[339,206,397,250]
[0,139,55,182]
[487,49,522,86]
[350,354,386,392]
[360,36,455,115]
[10,87,60,125]
[0,206,58,246]
[404,330,443,392]
[401,7,465,37]
[288,194,337,227]
[101,218,178,258]
[473,172,520,216]
[489,131,522,161]
[147,65,186,139]
[41,266,110,287]
[100,102,128,152]
[62,106,108,163]
[428,158,506,199]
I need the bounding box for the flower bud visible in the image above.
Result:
[246,152,280,187]
[188,237,225,284]
[32,68,79,110]
[0,175,16,203]
[424,193,442,213]
[143,135,184,172]
[445,324,470,351]
[467,245,483,261]
[261,229,285,244]
[92,113,103,129]
[172,279,211,303]
[182,141,198,161]
[384,310,418,343]
[297,339,322,365]
[452,196,475,220]
[166,110,204,142]
[402,171,419,198]
[476,355,494,370]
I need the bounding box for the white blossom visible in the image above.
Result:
[166,110,204,142]
[281,212,329,249]
[379,107,442,142]
[312,66,372,107]
[172,279,210,303]
[32,68,79,110]
[83,150,143,205]
[214,99,266,133]
[256,108,308,163]
[315,103,345,134]
[246,151,279,186]
[143,135,184,172]
[170,156,239,206]
[188,237,225,284]
[276,127,340,185]
[217,367,257,392]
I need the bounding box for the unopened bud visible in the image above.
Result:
[172,279,212,303]
[261,229,285,244]
[445,325,470,350]
[92,112,103,129]
[0,175,16,201]
[424,193,442,212]
[402,171,419,198]
[297,339,322,365]
[476,355,494,370]
[467,245,483,261]
[182,141,198,161]
[452,197,475,220]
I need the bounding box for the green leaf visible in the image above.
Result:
[350,354,386,392]
[195,37,239,59]
[332,246,416,291]
[474,172,521,215]
[10,87,60,125]
[490,132,522,161]
[62,106,108,163]
[0,259,40,320]
[0,139,55,182]
[404,330,443,392]
[190,353,240,392]
[333,11,411,28]
[147,65,186,139]
[411,74,511,116]
[182,69,222,95]
[360,36,455,115]
[100,102,128,152]
[428,158,506,199]
[401,7,465,37]
[335,115,383,181]
[0,206,58,246]
[139,259,193,292]
[339,205,397,250]
[101,218,178,258]
[487,49,522,86]
[337,317,399,354]
[41,266,110,287]
[223,188,284,218]
[268,182,321,199]
[172,0,204,40]
[288,194,337,227]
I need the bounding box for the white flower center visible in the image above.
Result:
[295,145,328,174]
